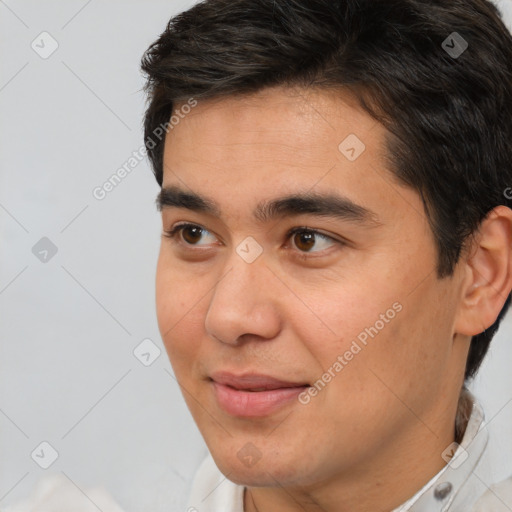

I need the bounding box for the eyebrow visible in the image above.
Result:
[156,185,382,227]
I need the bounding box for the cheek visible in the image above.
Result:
[296,266,437,403]
[299,278,405,355]
[327,279,455,418]
[155,252,206,367]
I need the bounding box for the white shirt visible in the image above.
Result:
[186,394,512,511]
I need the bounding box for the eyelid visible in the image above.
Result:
[163,222,345,255]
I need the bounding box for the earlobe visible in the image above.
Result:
[454,205,512,337]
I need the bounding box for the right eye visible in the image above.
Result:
[163,223,218,247]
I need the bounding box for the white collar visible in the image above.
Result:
[393,392,490,511]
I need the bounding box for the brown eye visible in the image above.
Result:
[181,225,204,244]
[163,223,343,258]
[293,231,316,252]
[163,223,215,246]
[288,227,339,254]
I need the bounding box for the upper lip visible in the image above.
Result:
[210,371,309,390]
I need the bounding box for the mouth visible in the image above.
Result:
[209,371,310,389]
[208,371,310,417]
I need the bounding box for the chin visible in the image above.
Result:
[224,468,277,487]
[211,448,311,488]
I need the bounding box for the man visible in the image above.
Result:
[141,0,512,510]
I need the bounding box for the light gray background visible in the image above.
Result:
[1,1,512,511]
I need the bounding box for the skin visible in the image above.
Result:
[155,85,512,512]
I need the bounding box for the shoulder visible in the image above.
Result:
[186,453,245,512]
[472,476,512,511]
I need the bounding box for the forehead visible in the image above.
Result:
[164,86,388,180]
[169,86,379,150]
[161,86,418,231]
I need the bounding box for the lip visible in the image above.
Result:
[209,371,310,417]
[210,371,309,390]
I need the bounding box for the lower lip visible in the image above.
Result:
[211,381,308,417]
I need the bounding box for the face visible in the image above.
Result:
[155,86,468,490]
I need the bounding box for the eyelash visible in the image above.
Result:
[162,222,344,259]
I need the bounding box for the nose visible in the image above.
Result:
[204,249,282,346]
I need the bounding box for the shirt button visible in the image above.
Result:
[434,482,453,500]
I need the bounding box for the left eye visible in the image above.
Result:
[285,227,338,253]
[163,223,340,254]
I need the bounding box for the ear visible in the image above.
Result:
[454,205,512,337]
